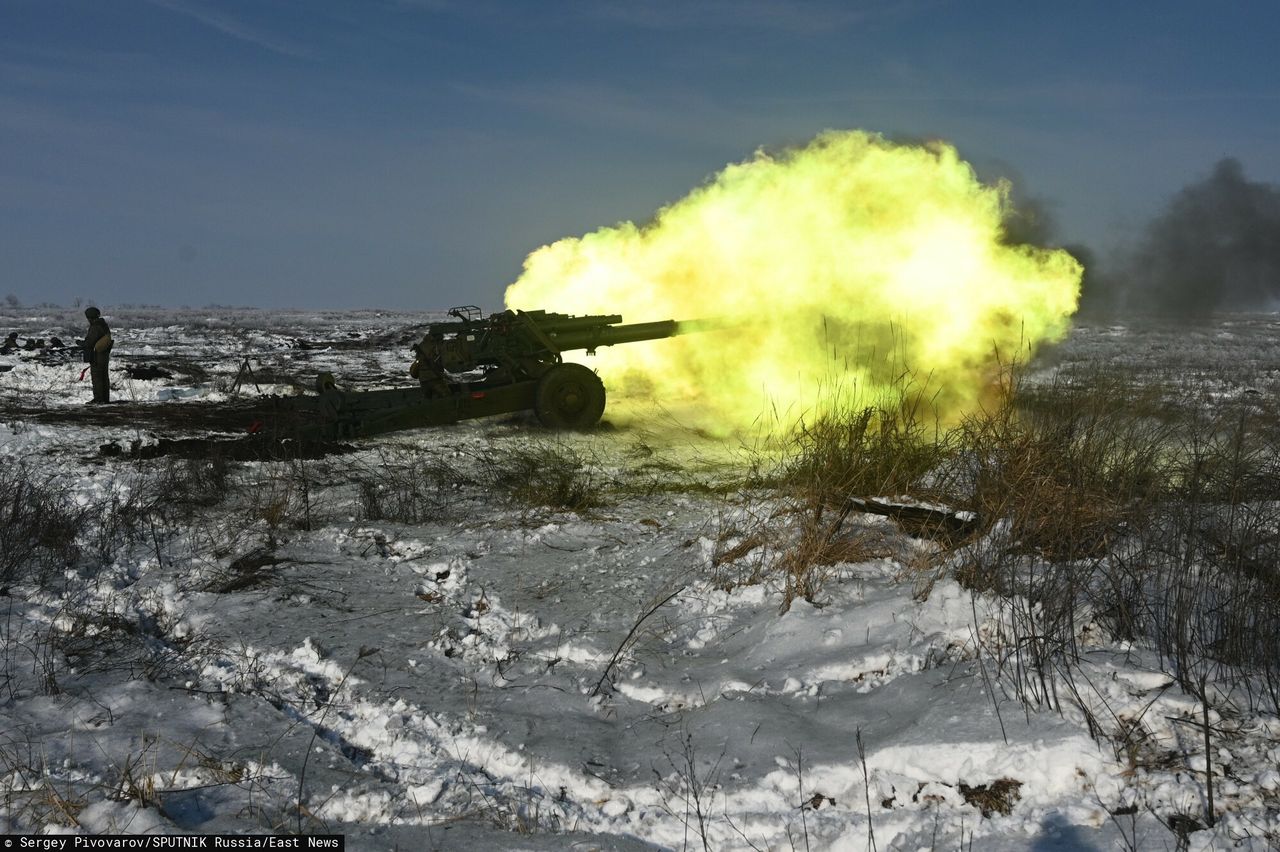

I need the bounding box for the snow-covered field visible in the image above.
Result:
[2,307,1279,850]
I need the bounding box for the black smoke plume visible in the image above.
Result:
[1125,158,1280,318]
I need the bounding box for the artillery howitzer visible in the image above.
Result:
[285,307,720,439]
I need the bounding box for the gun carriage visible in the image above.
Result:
[289,307,716,439]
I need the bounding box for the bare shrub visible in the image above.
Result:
[652,726,725,852]
[85,486,148,567]
[915,371,1178,708]
[354,448,472,523]
[940,365,1280,832]
[783,395,952,506]
[757,358,1280,712]
[1129,408,1280,713]
[84,454,240,569]
[162,454,233,510]
[775,499,891,612]
[238,455,325,547]
[750,387,958,609]
[952,370,1174,568]
[478,441,608,513]
[770,363,1280,742]
[0,463,82,587]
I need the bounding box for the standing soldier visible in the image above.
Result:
[409,332,452,398]
[82,306,114,403]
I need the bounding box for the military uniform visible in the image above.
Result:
[411,334,452,398]
[82,307,113,403]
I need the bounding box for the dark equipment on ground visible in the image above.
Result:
[283,307,721,439]
[125,364,174,381]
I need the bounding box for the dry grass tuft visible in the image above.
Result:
[958,778,1022,818]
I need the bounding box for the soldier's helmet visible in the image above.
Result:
[85,306,101,320]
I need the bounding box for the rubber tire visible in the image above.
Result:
[534,363,606,429]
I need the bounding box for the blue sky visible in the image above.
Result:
[2,0,1277,310]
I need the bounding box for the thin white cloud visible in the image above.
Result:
[142,0,309,58]
[583,0,935,34]
[385,0,936,35]
[452,79,788,151]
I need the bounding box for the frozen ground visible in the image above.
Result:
[1,307,1278,850]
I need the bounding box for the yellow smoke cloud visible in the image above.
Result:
[505,130,1081,434]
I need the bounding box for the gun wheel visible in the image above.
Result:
[535,363,606,429]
